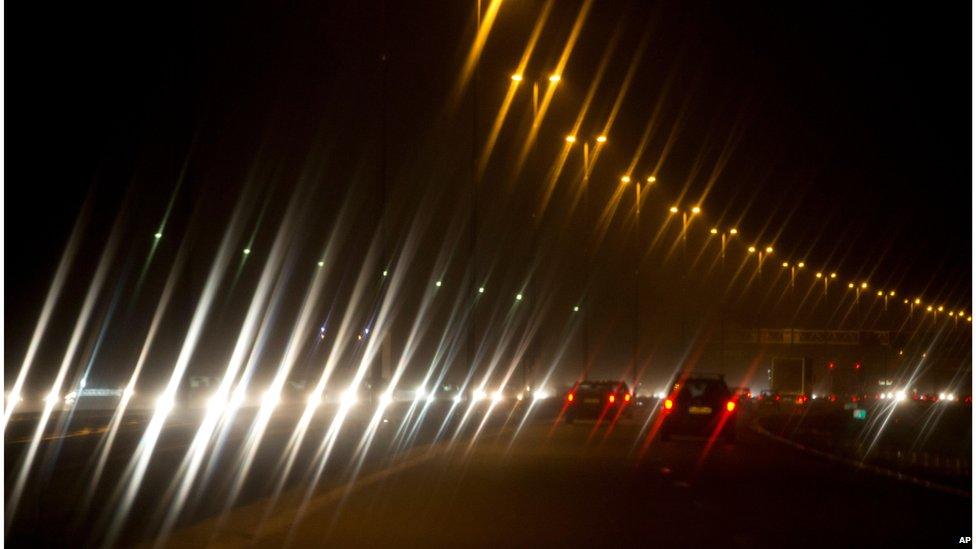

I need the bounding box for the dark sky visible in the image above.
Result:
[5,1,971,392]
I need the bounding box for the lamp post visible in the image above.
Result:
[621,174,654,388]
[510,72,561,123]
[782,261,804,290]
[747,245,773,274]
[815,272,837,295]
[669,205,701,349]
[709,225,736,370]
[710,227,737,267]
[565,133,608,378]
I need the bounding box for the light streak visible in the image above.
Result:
[7,206,121,526]
[4,200,88,430]
[101,184,256,547]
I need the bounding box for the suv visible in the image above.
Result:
[564,381,633,424]
[659,375,737,442]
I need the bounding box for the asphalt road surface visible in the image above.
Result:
[164,408,972,548]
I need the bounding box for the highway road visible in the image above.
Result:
[154,404,972,548]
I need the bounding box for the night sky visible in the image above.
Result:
[5,1,971,392]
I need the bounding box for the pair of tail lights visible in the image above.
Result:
[662,398,736,413]
[565,393,632,404]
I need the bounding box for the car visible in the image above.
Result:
[659,375,737,442]
[564,380,633,424]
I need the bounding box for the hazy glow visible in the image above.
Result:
[340,388,359,407]
[261,389,281,409]
[156,394,176,415]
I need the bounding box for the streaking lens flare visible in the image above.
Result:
[194,212,344,540]
[478,0,554,178]
[80,249,184,517]
[130,138,194,304]
[7,205,121,527]
[101,184,256,547]
[154,198,314,542]
[513,0,595,178]
[450,0,505,109]
[3,199,88,431]
[255,216,403,536]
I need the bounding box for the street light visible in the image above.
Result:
[565,132,609,378]
[783,261,804,289]
[712,227,736,262]
[512,72,561,120]
[619,173,654,392]
[748,245,772,273]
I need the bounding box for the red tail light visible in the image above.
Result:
[664,398,673,410]
[608,394,616,404]
[726,401,736,412]
[624,393,631,402]
[566,393,575,403]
